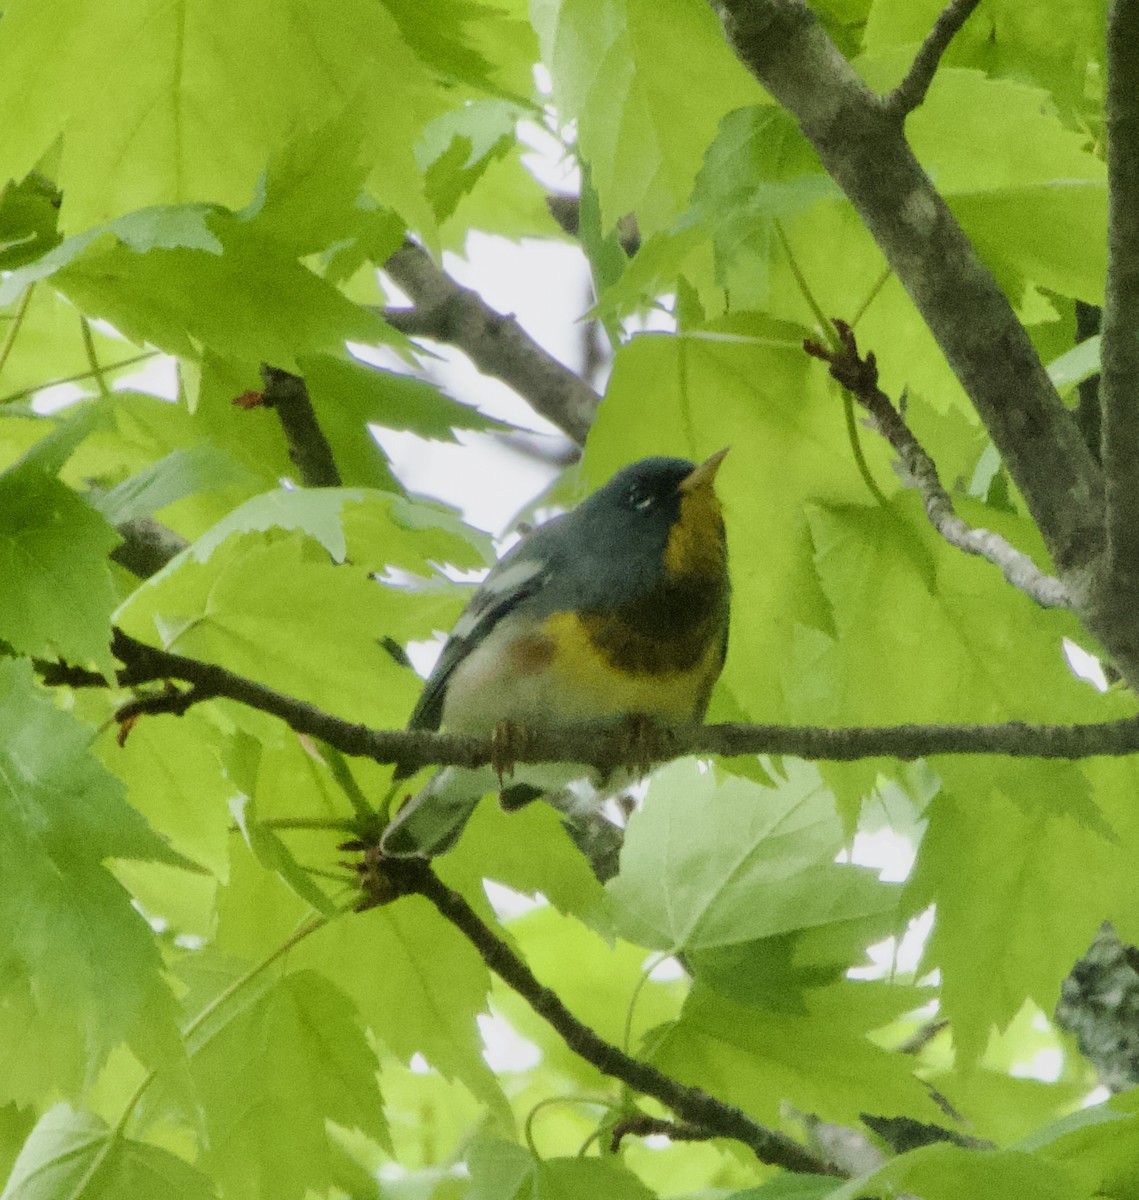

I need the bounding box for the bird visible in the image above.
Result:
[380,450,731,858]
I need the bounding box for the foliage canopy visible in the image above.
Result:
[0,0,1135,1197]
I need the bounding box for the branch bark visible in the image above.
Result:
[45,632,1139,770]
[1097,1,1139,638]
[710,0,1104,583]
[381,240,600,444]
[884,0,983,117]
[370,856,836,1176]
[258,365,343,488]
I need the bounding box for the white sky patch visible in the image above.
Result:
[408,1052,432,1074]
[479,1010,542,1072]
[850,826,917,883]
[849,906,936,981]
[647,956,685,983]
[1064,637,1110,691]
[483,878,544,920]
[1010,1046,1063,1083]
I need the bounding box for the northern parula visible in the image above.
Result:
[381,450,731,857]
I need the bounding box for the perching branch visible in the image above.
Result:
[805,320,1070,609]
[381,240,600,444]
[883,0,983,118]
[1099,1,1139,608]
[711,0,1104,583]
[364,855,837,1176]
[46,631,1139,769]
[256,365,343,488]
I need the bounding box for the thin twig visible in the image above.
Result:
[42,630,1139,770]
[884,0,984,117]
[805,320,1071,609]
[381,240,599,444]
[368,856,837,1176]
[609,1114,715,1153]
[257,366,342,488]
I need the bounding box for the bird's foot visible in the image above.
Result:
[613,714,676,777]
[491,719,530,786]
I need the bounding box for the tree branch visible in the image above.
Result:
[1099,1,1139,606]
[256,365,343,488]
[883,0,983,118]
[364,856,837,1176]
[710,0,1104,583]
[109,515,189,578]
[805,320,1070,609]
[44,631,1139,769]
[381,240,600,444]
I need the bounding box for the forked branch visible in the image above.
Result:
[805,320,1070,610]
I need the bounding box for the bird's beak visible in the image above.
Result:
[679,447,730,493]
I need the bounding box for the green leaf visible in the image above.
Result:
[188,970,386,1200]
[652,981,935,1130]
[606,760,898,1002]
[297,900,507,1108]
[383,0,538,97]
[51,210,395,370]
[297,353,510,482]
[419,100,523,225]
[126,485,490,575]
[1017,1094,1139,1197]
[828,1142,1085,1200]
[1,1104,217,1200]
[0,0,443,233]
[0,660,185,1102]
[230,793,341,918]
[530,0,760,234]
[792,497,1119,726]
[438,800,607,924]
[91,446,256,524]
[486,905,686,1085]
[0,461,118,672]
[727,1178,841,1200]
[0,174,61,271]
[467,1142,655,1200]
[906,758,1139,1065]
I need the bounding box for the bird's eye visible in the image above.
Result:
[630,490,655,511]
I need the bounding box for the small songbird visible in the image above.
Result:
[381,450,731,857]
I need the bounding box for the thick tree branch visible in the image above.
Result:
[364,856,836,1176]
[1099,2,1139,604]
[381,240,599,444]
[711,0,1104,584]
[884,0,983,117]
[44,631,1139,768]
[256,365,343,488]
[805,321,1070,609]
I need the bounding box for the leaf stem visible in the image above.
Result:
[523,1094,615,1159]
[80,316,112,399]
[0,351,158,406]
[0,284,34,381]
[113,913,328,1138]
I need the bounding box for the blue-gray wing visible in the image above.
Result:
[404,524,560,735]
